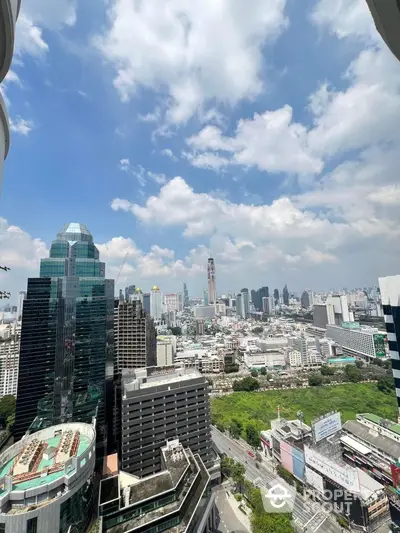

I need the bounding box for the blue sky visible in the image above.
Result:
[1,0,400,302]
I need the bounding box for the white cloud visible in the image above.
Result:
[96,236,202,289]
[0,219,48,301]
[119,159,167,188]
[95,0,288,123]
[160,148,178,162]
[111,170,400,289]
[186,106,323,174]
[310,0,376,41]
[9,117,35,136]
[15,0,77,56]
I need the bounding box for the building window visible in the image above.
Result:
[27,518,38,533]
[0,524,5,533]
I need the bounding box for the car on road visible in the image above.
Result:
[248,450,255,458]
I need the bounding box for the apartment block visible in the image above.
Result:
[120,366,216,480]
[114,300,157,373]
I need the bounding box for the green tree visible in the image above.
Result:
[252,510,294,533]
[377,375,395,394]
[344,364,362,383]
[260,367,267,376]
[245,423,259,447]
[0,395,16,427]
[221,456,235,478]
[308,373,323,386]
[231,461,246,493]
[229,418,243,439]
[232,376,260,392]
[371,358,383,367]
[252,326,264,335]
[383,359,392,370]
[355,359,364,369]
[251,370,259,377]
[216,422,225,433]
[224,364,239,373]
[320,365,335,376]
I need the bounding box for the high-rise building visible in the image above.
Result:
[150,285,162,320]
[124,284,136,301]
[282,284,289,306]
[251,289,258,310]
[236,293,243,318]
[177,292,184,312]
[114,299,156,373]
[0,323,19,396]
[203,288,209,306]
[99,439,216,533]
[156,335,176,366]
[183,282,189,307]
[263,296,275,315]
[0,0,21,193]
[365,0,400,62]
[301,290,310,309]
[241,288,250,317]
[0,422,96,533]
[274,288,279,305]
[143,292,150,314]
[207,258,217,304]
[120,366,216,479]
[14,223,115,455]
[164,292,178,311]
[378,276,400,417]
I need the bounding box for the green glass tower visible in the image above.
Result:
[14,223,114,455]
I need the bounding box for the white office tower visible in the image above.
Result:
[156,335,176,366]
[150,285,162,320]
[0,0,21,193]
[207,258,217,304]
[378,276,400,419]
[164,293,178,311]
[0,323,19,396]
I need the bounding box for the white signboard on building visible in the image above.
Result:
[305,466,324,494]
[304,446,360,493]
[312,412,342,443]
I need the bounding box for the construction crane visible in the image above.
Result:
[115,252,130,286]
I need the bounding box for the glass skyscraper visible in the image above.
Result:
[14,223,114,455]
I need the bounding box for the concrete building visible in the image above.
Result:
[150,285,162,320]
[0,327,19,396]
[193,305,215,319]
[326,323,387,360]
[99,439,216,533]
[0,422,95,533]
[164,293,178,312]
[207,258,217,304]
[156,335,176,366]
[0,0,21,193]
[292,333,316,365]
[365,0,400,62]
[313,295,352,329]
[114,300,157,373]
[379,275,400,418]
[341,413,400,486]
[120,366,218,480]
[263,296,275,315]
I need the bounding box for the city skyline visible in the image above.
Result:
[2,0,400,303]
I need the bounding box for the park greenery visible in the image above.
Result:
[211,382,398,434]
[233,376,260,392]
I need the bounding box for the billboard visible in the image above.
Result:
[312,412,342,443]
[374,333,387,358]
[280,441,294,475]
[305,465,324,494]
[304,446,360,493]
[391,464,400,489]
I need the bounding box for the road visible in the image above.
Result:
[214,484,250,533]
[212,427,342,533]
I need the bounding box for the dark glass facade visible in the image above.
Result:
[14,223,114,455]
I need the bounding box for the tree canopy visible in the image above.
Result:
[233,376,260,392]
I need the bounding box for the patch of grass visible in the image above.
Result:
[211,383,398,432]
